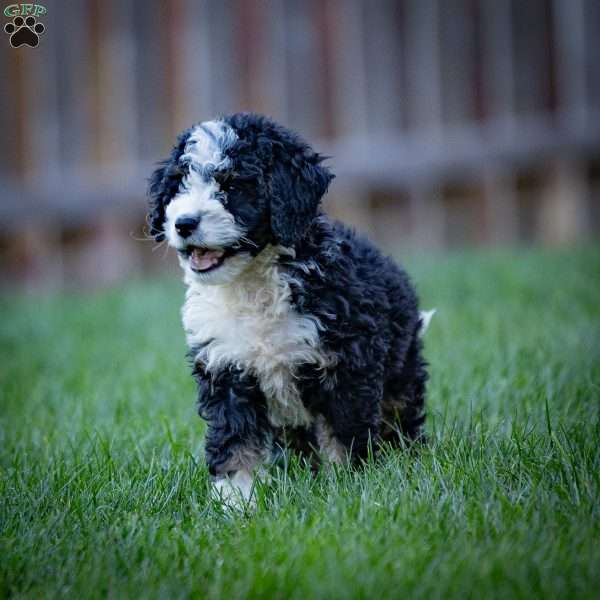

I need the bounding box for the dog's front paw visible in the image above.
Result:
[212,470,255,510]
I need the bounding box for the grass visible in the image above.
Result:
[1,244,599,599]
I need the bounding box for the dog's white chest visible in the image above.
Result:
[182,260,327,427]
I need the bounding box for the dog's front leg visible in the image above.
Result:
[196,367,273,507]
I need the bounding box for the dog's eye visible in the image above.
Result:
[215,173,236,193]
[221,179,237,193]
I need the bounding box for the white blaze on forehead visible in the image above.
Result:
[181,120,238,175]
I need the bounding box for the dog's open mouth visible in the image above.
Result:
[190,247,225,272]
[182,245,239,273]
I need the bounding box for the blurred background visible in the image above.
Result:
[1,0,599,289]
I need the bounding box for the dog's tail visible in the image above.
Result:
[418,309,436,337]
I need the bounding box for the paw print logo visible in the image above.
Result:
[4,15,45,48]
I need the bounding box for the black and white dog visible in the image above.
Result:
[148,113,430,503]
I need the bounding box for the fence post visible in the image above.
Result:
[540,159,589,244]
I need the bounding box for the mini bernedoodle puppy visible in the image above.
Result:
[148,113,431,504]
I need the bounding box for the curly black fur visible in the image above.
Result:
[149,113,428,484]
[284,218,427,457]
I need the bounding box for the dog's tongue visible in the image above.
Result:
[190,248,225,271]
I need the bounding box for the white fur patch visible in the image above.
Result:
[165,174,243,248]
[183,246,333,428]
[182,120,237,171]
[213,469,254,508]
[164,120,243,257]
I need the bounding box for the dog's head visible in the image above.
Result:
[148,113,334,284]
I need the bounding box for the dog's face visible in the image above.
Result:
[147,113,334,285]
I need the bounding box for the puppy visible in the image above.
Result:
[148,113,428,504]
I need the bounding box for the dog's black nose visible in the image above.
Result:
[175,216,199,238]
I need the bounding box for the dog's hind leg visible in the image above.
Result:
[313,367,385,463]
[314,415,348,465]
[380,332,428,445]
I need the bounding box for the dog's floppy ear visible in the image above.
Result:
[270,148,334,247]
[147,134,189,241]
[147,162,170,241]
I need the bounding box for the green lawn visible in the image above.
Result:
[1,245,599,599]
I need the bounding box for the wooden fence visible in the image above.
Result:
[1,0,599,287]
